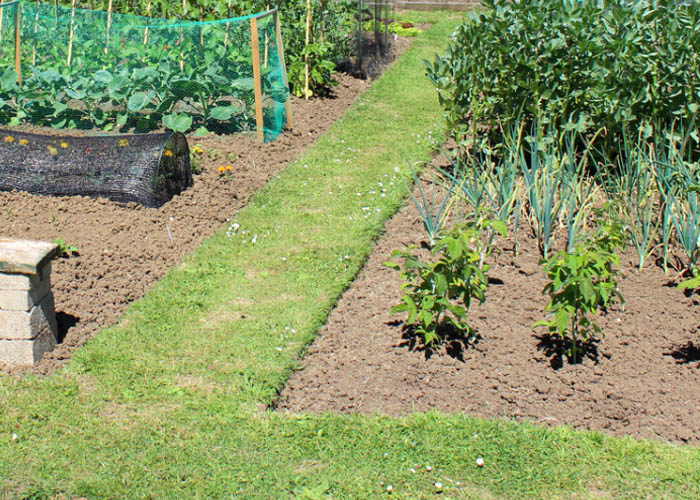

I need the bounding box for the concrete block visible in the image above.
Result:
[0,292,56,340]
[0,237,58,276]
[0,278,50,311]
[0,328,56,365]
[0,272,40,291]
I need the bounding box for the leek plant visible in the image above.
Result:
[407,163,456,247]
[519,126,564,258]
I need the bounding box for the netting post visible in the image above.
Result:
[105,0,113,56]
[142,0,152,44]
[274,9,292,130]
[0,1,4,43]
[14,1,20,85]
[67,0,76,67]
[250,16,265,143]
[303,0,311,100]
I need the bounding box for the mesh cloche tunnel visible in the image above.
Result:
[0,129,192,207]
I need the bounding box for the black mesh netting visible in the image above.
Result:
[0,129,192,207]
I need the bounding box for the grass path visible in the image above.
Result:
[1,11,699,499]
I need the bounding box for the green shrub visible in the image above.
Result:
[426,0,700,151]
[534,217,626,363]
[386,218,506,347]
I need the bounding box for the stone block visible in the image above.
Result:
[0,292,57,340]
[0,272,40,291]
[0,238,58,276]
[0,328,56,365]
[0,278,50,311]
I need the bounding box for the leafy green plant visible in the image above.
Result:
[533,218,625,364]
[386,218,505,347]
[53,237,79,258]
[287,42,338,98]
[426,0,700,161]
[407,163,456,247]
[387,21,422,37]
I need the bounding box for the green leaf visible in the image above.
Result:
[127,91,153,112]
[208,105,241,121]
[162,113,193,133]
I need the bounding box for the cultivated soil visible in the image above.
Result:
[278,170,700,446]
[0,70,376,376]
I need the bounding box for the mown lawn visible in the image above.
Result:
[1,10,699,499]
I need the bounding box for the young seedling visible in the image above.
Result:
[533,217,625,363]
[386,217,505,347]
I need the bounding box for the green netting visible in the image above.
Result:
[0,1,289,141]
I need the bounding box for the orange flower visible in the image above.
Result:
[163,149,173,157]
[18,139,28,146]
[217,166,225,174]
[225,165,232,171]
[3,135,13,143]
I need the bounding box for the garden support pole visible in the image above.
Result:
[105,0,113,56]
[274,9,292,129]
[142,0,151,44]
[250,16,265,143]
[67,0,75,67]
[0,0,4,44]
[14,2,20,85]
[304,0,311,99]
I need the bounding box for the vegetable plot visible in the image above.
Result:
[0,2,289,141]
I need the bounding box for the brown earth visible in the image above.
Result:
[0,70,374,376]
[278,172,700,446]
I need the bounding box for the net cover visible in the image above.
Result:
[0,1,289,142]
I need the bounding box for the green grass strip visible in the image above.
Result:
[1,10,699,499]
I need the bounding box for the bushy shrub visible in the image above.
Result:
[426,0,700,149]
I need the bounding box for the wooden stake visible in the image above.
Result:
[53,0,57,26]
[223,0,231,47]
[0,1,5,43]
[179,0,186,71]
[274,10,292,130]
[142,0,151,44]
[66,0,75,67]
[31,0,38,66]
[14,1,20,85]
[104,0,113,56]
[250,17,264,143]
[199,5,203,47]
[304,0,311,100]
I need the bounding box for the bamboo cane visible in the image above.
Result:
[250,16,264,143]
[104,0,112,56]
[223,0,231,47]
[179,0,185,71]
[32,0,38,65]
[199,5,203,47]
[14,1,20,85]
[142,0,151,44]
[304,0,311,100]
[66,0,75,67]
[53,0,57,26]
[0,1,5,43]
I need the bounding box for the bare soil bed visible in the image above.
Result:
[278,173,700,446]
[0,72,375,376]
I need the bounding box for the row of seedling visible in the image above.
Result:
[388,119,700,363]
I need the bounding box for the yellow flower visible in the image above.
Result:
[225,165,232,171]
[192,145,204,155]
[119,138,129,147]
[47,146,58,155]
[163,149,173,157]
[18,139,28,146]
[3,135,13,143]
[217,166,225,174]
[60,141,69,149]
